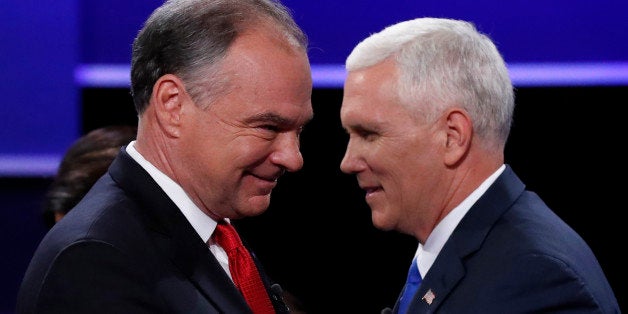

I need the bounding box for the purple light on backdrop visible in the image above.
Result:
[0,154,62,177]
[509,62,628,87]
[75,62,628,89]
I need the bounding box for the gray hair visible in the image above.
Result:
[130,0,307,114]
[346,17,514,150]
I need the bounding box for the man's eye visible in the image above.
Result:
[357,129,377,141]
[260,124,279,132]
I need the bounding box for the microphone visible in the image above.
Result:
[381,307,393,314]
[270,283,290,313]
[270,283,284,298]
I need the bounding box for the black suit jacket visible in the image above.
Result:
[17,148,289,314]
[391,165,620,313]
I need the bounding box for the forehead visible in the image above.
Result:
[343,58,398,102]
[229,30,308,78]
[341,60,409,125]
[197,26,313,126]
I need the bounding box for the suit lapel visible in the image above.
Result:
[404,165,526,313]
[406,247,465,313]
[166,221,251,313]
[109,149,252,313]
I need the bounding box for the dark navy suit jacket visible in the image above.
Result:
[17,148,288,314]
[392,165,620,313]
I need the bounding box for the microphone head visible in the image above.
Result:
[270,283,283,295]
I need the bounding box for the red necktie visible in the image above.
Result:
[213,221,275,314]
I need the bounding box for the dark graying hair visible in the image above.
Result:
[130,0,307,115]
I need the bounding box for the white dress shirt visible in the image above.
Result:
[126,141,232,280]
[414,165,506,278]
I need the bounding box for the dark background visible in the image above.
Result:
[3,86,625,313]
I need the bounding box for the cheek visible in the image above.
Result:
[375,136,434,186]
[226,135,277,168]
[375,137,419,169]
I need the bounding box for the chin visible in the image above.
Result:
[371,211,394,231]
[241,196,272,216]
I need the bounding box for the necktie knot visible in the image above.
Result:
[213,221,243,253]
[406,258,421,284]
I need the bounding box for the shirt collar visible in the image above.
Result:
[125,141,218,242]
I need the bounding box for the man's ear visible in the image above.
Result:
[443,108,473,167]
[152,74,187,138]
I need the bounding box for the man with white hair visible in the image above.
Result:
[340,17,620,313]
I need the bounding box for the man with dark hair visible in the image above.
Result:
[17,0,312,313]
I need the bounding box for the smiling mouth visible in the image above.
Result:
[363,186,382,196]
[247,171,281,185]
[244,167,278,181]
[254,174,278,182]
[368,187,380,191]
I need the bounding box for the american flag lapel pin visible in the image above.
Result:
[422,289,436,305]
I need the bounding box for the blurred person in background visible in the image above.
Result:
[42,125,137,228]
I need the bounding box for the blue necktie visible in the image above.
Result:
[397,257,422,313]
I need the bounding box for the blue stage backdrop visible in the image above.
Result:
[2,0,628,176]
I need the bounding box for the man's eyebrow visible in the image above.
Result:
[344,122,376,134]
[245,112,290,125]
[246,112,313,126]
